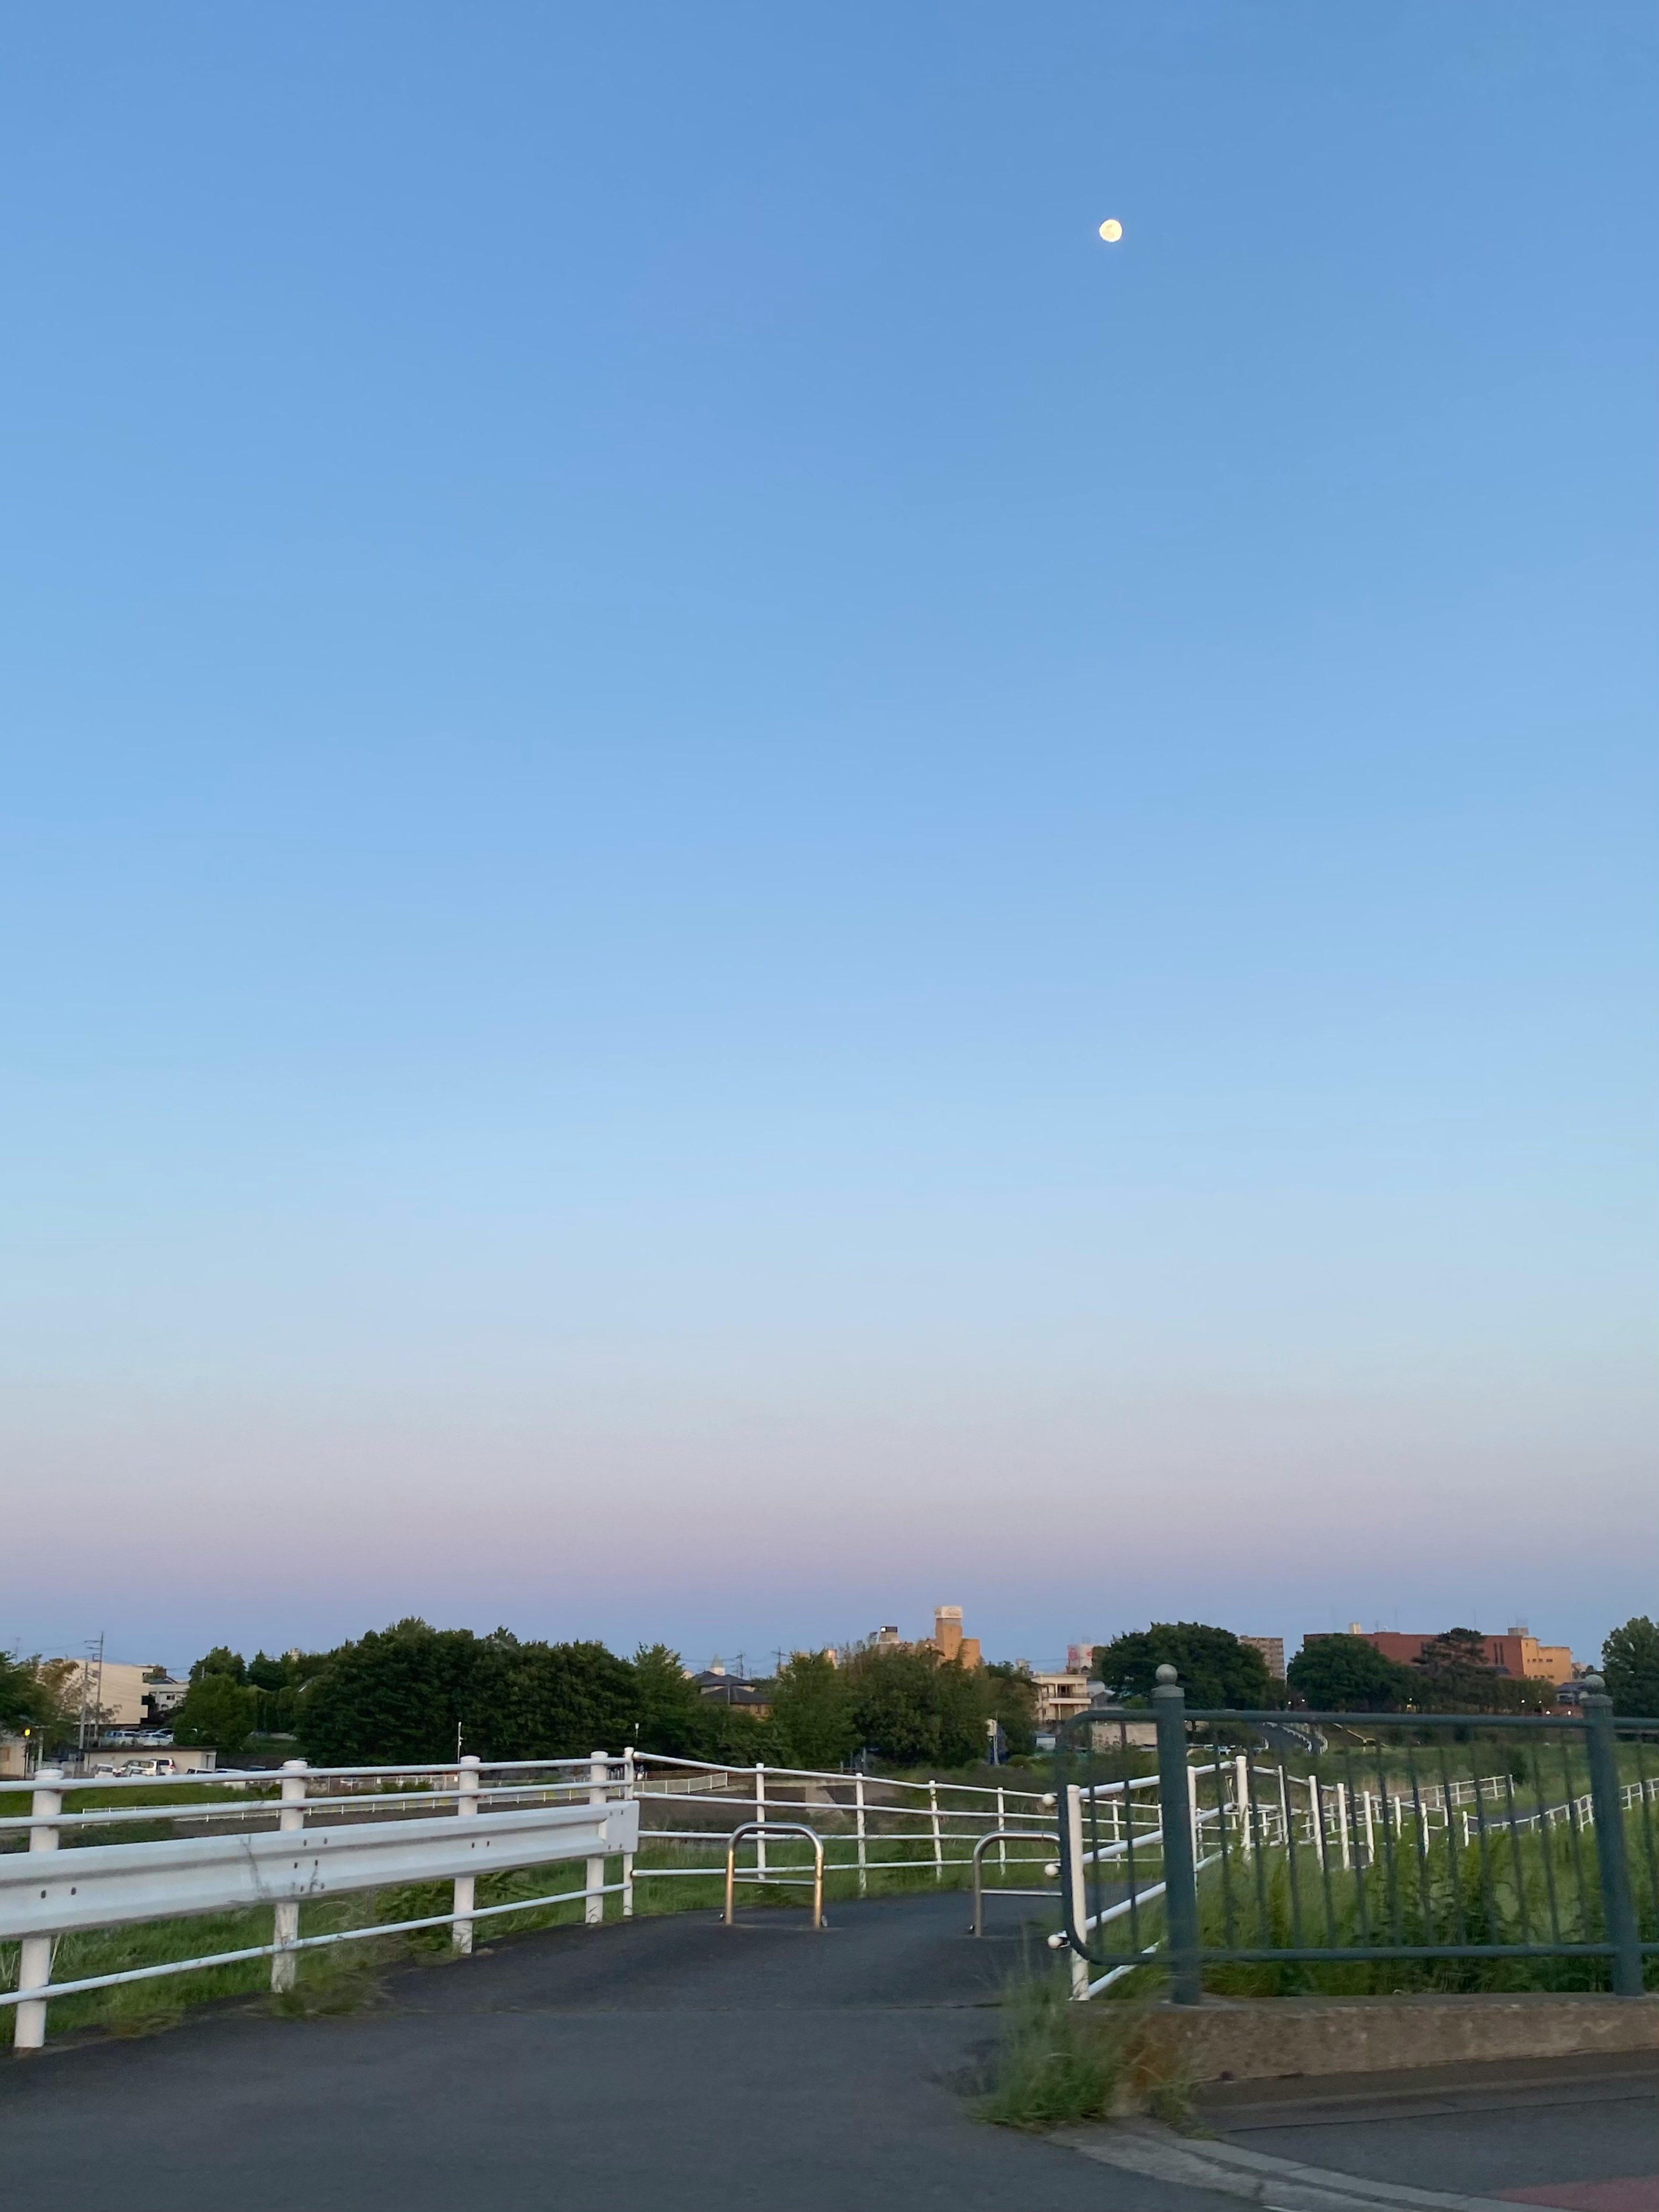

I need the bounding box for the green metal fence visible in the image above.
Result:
[1054,1668,1659,2004]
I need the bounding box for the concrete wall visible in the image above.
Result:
[1122,1993,1659,2097]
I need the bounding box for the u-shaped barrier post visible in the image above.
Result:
[724,1821,825,1929]
[968,1827,1060,1936]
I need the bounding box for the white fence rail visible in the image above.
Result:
[0,1752,640,2051]
[1,1750,1056,2052]
[0,1795,636,1943]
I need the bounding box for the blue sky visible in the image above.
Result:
[3,4,1654,1674]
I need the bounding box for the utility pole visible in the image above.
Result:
[77,1633,105,1758]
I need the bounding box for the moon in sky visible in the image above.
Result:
[1098,218,1123,243]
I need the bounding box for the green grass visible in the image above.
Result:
[978,1970,1125,2128]
[975,1968,1195,2131]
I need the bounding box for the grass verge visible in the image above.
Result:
[976,1968,1195,2130]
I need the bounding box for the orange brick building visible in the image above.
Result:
[1315,1626,1573,1685]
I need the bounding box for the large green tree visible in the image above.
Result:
[1287,1635,1412,1711]
[172,1672,257,1757]
[630,1644,724,1758]
[1093,1624,1273,1708]
[242,1648,331,1735]
[1407,1629,1553,1714]
[0,1650,70,1741]
[1602,1617,1659,1716]
[769,1651,858,1771]
[299,1621,477,1764]
[299,1620,639,1766]
[843,1647,992,1768]
[470,1634,638,1761]
[983,1661,1037,1757]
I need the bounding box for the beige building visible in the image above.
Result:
[1031,1671,1095,1730]
[868,1608,983,1668]
[1237,1634,1286,1680]
[926,1606,981,1669]
[60,1660,189,1730]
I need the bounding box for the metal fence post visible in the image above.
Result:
[620,1746,635,1919]
[452,1754,480,1955]
[1065,1784,1089,2001]
[855,1773,868,1897]
[929,1778,942,1881]
[270,1758,308,1993]
[1581,1676,1641,1996]
[586,1752,607,1926]
[754,1764,766,1879]
[1152,1666,1201,2005]
[14,1766,64,2052]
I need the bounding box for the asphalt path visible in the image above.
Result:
[0,1891,1225,2212]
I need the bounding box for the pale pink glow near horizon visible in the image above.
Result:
[8,1348,1649,1671]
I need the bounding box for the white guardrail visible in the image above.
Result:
[1,1751,1057,2052]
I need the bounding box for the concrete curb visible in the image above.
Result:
[1056,2120,1523,2212]
[1125,1995,1659,2091]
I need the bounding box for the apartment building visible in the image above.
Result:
[1237,1634,1286,1680]
[59,1660,190,1731]
[1030,1670,1096,1730]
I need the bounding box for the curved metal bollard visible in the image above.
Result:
[967,1828,1062,1936]
[723,1821,825,1929]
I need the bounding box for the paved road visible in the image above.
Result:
[0,1892,1221,2212]
[1197,2050,1659,2210]
[9,1893,1654,2211]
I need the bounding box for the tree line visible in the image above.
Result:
[138,1623,1040,1770]
[5,1614,1656,1768]
[1088,1618,1659,1717]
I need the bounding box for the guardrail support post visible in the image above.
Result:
[271,1758,308,1993]
[1152,1667,1202,2005]
[929,1778,942,1881]
[452,1754,480,1955]
[754,1764,766,1879]
[15,1766,64,2052]
[621,1747,635,1918]
[1582,1676,1641,1996]
[586,1752,607,1926]
[855,1774,868,1897]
